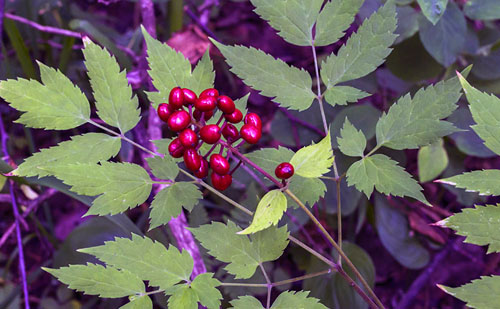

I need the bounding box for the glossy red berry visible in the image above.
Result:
[179,128,198,148]
[157,103,174,123]
[225,109,243,123]
[210,154,230,175]
[240,124,262,144]
[168,138,185,158]
[183,148,202,172]
[199,124,221,144]
[200,88,219,99]
[168,110,191,132]
[217,96,236,114]
[195,96,217,112]
[169,87,185,109]
[211,172,232,191]
[193,109,214,122]
[244,113,262,131]
[275,162,294,180]
[182,88,197,106]
[222,123,239,142]
[194,158,209,178]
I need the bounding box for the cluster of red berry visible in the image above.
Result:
[157,87,263,191]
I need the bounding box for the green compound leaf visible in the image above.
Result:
[439,276,500,309]
[167,284,198,309]
[191,49,215,95]
[464,0,500,21]
[347,154,429,205]
[149,182,202,229]
[0,62,90,130]
[191,221,289,279]
[230,295,264,309]
[47,162,152,216]
[120,295,153,309]
[441,204,500,253]
[146,155,179,180]
[211,40,315,111]
[290,132,334,178]
[14,133,120,178]
[43,264,144,298]
[337,118,366,157]
[314,0,364,47]
[438,170,500,196]
[271,291,328,309]
[323,85,370,107]
[320,2,397,88]
[83,38,140,134]
[190,273,222,309]
[79,234,193,290]
[417,0,449,25]
[239,189,288,234]
[249,0,323,46]
[418,139,448,182]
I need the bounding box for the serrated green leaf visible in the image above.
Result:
[14,133,120,178]
[320,2,397,88]
[211,40,315,111]
[149,182,202,229]
[464,0,500,21]
[230,295,264,309]
[152,138,173,155]
[0,62,90,130]
[347,154,429,205]
[337,118,366,157]
[120,295,153,309]
[191,49,215,95]
[290,133,334,178]
[418,139,448,182]
[239,190,287,234]
[271,291,327,309]
[249,0,323,46]
[167,284,198,309]
[190,273,222,309]
[438,170,500,196]
[79,234,193,290]
[324,86,370,107]
[439,276,500,309]
[417,0,448,25]
[146,155,179,180]
[47,162,152,216]
[314,0,364,47]
[43,264,144,298]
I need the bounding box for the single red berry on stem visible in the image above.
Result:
[194,158,209,178]
[168,110,191,132]
[240,124,262,144]
[244,113,262,131]
[168,138,185,158]
[211,172,232,191]
[225,109,243,123]
[200,88,219,99]
[169,87,184,109]
[183,148,202,171]
[182,88,197,105]
[275,162,294,180]
[195,96,217,112]
[210,154,230,175]
[200,124,221,144]
[222,123,239,142]
[157,103,174,123]
[217,96,236,114]
[179,128,198,148]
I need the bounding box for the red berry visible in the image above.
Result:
[200,88,219,99]
[195,96,217,112]
[200,124,221,144]
[244,113,262,131]
[222,123,239,142]
[240,124,261,144]
[275,162,294,180]
[182,88,197,105]
[183,148,202,172]
[157,103,174,123]
[210,154,230,175]
[194,158,209,178]
[168,138,185,158]
[179,128,198,148]
[211,172,232,191]
[217,96,236,114]
[169,87,184,109]
[225,109,243,123]
[168,110,191,132]
[193,109,214,122]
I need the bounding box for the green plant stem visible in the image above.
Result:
[336,178,342,263]
[311,44,328,134]
[220,282,268,288]
[259,263,272,309]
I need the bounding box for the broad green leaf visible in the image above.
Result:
[459,74,500,155]
[239,189,287,234]
[230,296,263,309]
[441,204,500,253]
[79,234,193,290]
[439,276,500,309]
[121,295,153,309]
[146,155,179,180]
[83,38,140,133]
[320,2,397,88]
[249,0,323,46]
[43,264,144,298]
[290,133,334,178]
[417,0,448,25]
[211,40,315,111]
[191,49,215,95]
[438,170,500,196]
[324,86,370,107]
[331,105,382,148]
[167,285,198,309]
[0,62,90,130]
[464,0,500,21]
[149,182,202,229]
[314,0,364,47]
[47,162,152,216]
[347,154,429,205]
[337,118,366,157]
[271,291,327,309]
[191,221,289,279]
[190,273,222,309]
[14,133,120,178]
[418,138,448,182]
[152,138,173,155]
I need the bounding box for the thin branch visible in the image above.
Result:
[310,44,328,134]
[259,263,272,309]
[4,13,81,38]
